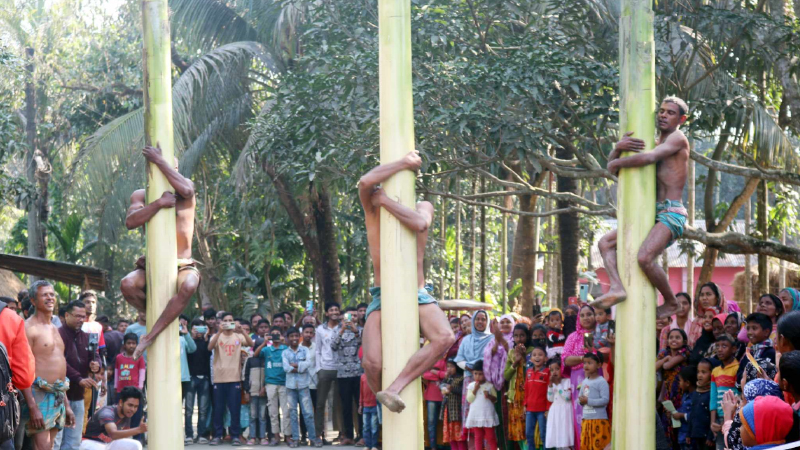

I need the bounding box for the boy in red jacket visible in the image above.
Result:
[524,345,550,449]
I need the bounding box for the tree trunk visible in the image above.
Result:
[469,178,477,299]
[687,159,695,299]
[518,194,538,314]
[310,184,343,305]
[697,177,760,288]
[24,47,47,259]
[480,177,487,302]
[264,163,342,305]
[455,177,462,300]
[758,180,769,292]
[440,196,447,300]
[556,147,580,302]
[745,197,753,312]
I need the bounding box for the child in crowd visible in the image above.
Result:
[244,323,268,445]
[359,367,379,450]
[710,334,739,450]
[593,308,613,350]
[441,359,466,450]
[687,359,714,449]
[672,366,697,450]
[465,361,499,450]
[115,333,146,393]
[578,353,610,450]
[546,358,573,450]
[256,326,290,446]
[282,327,321,448]
[299,324,318,444]
[737,312,777,388]
[504,324,533,447]
[524,345,550,450]
[657,328,689,446]
[546,310,566,359]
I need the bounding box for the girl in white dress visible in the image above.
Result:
[465,361,500,450]
[546,358,575,449]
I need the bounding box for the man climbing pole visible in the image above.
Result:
[359,150,455,413]
[120,145,200,360]
[591,97,690,319]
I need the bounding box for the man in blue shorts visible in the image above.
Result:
[591,97,691,319]
[358,150,455,413]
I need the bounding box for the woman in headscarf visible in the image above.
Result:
[561,304,601,450]
[724,379,785,450]
[755,293,785,343]
[689,282,740,346]
[724,312,747,361]
[454,310,492,446]
[447,314,472,359]
[779,288,800,314]
[482,314,516,450]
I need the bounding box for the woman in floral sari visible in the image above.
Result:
[483,314,517,450]
[561,304,601,450]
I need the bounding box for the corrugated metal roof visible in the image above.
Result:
[587,220,751,269]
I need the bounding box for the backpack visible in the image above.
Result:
[0,302,20,443]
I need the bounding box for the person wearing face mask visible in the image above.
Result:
[255,327,290,446]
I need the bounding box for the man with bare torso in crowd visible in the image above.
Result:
[591,97,690,319]
[22,280,75,450]
[120,146,200,360]
[359,150,455,413]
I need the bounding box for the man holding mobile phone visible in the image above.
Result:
[207,313,253,446]
[331,308,363,445]
[186,317,213,443]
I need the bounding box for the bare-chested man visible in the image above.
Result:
[22,280,75,450]
[120,146,200,360]
[591,97,690,319]
[359,150,455,413]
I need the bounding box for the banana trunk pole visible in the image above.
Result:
[379,0,423,448]
[142,1,182,449]
[613,0,657,448]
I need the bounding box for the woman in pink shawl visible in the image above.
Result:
[688,282,740,346]
[562,304,602,450]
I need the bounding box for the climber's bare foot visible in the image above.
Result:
[376,391,406,413]
[133,335,153,361]
[656,298,680,319]
[590,290,627,310]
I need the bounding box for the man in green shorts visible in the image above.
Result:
[592,97,690,319]
[358,150,455,413]
[21,280,75,450]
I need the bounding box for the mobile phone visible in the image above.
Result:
[579,284,589,302]
[345,312,353,322]
[306,300,314,312]
[583,333,594,350]
[194,325,208,334]
[223,322,236,331]
[531,304,541,318]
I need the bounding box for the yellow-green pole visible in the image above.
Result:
[613,0,657,448]
[379,0,423,447]
[142,1,182,449]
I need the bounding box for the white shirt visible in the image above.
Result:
[315,323,340,372]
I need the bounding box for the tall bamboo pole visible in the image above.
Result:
[378,0,423,446]
[613,1,657,448]
[142,1,182,449]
